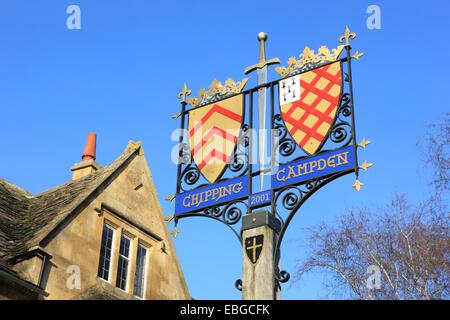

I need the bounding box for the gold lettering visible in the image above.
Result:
[327,155,336,168]
[336,152,349,166]
[216,188,223,201]
[276,168,286,181]
[212,188,220,200]
[309,160,318,173]
[191,193,200,207]
[182,195,191,208]
[317,159,327,170]
[232,182,243,193]
[182,181,248,209]
[200,192,207,206]
[296,163,308,176]
[287,165,296,179]
[224,185,232,196]
[204,190,212,202]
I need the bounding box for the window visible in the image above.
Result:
[116,234,131,291]
[97,224,114,281]
[133,244,148,298]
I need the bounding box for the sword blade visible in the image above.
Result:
[257,67,267,191]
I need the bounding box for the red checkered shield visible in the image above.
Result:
[278,62,343,155]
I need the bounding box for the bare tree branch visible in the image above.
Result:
[295,115,449,300]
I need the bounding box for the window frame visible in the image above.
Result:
[98,207,161,298]
[116,233,132,292]
[97,223,115,283]
[133,242,149,299]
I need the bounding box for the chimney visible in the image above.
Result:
[71,132,101,180]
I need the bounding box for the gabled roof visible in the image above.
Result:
[0,258,48,297]
[0,141,141,262]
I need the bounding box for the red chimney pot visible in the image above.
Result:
[82,132,97,161]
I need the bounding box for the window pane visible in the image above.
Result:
[116,257,129,290]
[116,234,131,290]
[97,224,114,281]
[119,236,130,257]
[133,245,147,298]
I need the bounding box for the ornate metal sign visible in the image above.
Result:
[167,26,371,290]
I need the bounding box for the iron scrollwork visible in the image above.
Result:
[229,124,249,176]
[178,163,203,192]
[235,279,243,292]
[327,91,353,149]
[204,200,246,226]
[275,270,291,284]
[273,114,296,166]
[176,200,248,243]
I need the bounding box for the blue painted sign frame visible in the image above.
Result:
[271,146,355,190]
[249,190,272,209]
[175,176,248,214]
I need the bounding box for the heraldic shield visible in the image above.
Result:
[188,94,244,184]
[279,61,343,155]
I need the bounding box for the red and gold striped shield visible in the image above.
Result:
[188,95,244,183]
[279,61,342,155]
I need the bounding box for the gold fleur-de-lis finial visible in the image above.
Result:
[358,138,371,149]
[165,194,175,202]
[171,227,179,238]
[359,161,374,171]
[352,179,363,192]
[177,83,192,103]
[339,26,357,46]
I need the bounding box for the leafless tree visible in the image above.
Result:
[295,116,450,299]
[421,113,449,195]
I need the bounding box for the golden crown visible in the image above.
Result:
[187,78,248,108]
[275,45,345,78]
[275,26,362,78]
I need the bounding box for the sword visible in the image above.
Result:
[244,32,280,191]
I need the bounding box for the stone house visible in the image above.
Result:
[0,133,189,300]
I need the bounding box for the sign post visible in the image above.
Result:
[166,27,371,300]
[241,210,280,300]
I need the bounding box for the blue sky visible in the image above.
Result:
[0,1,448,299]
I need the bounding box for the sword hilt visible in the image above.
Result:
[244,32,280,75]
